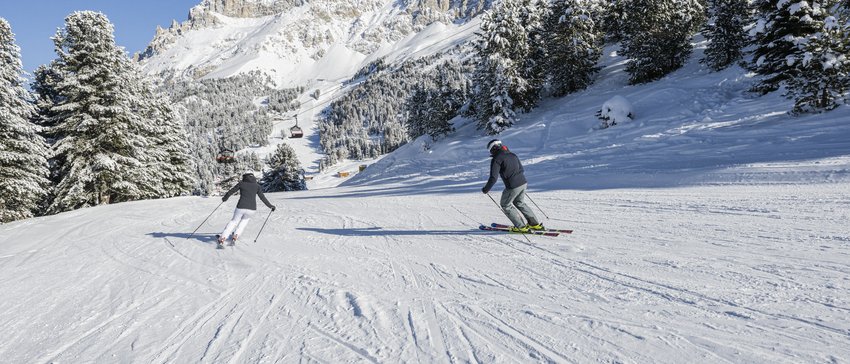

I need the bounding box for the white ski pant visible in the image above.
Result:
[221,208,256,239]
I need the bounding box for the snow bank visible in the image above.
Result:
[598,95,634,128]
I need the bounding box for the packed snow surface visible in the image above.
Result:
[1,182,849,363]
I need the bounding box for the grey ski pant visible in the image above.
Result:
[500,183,539,227]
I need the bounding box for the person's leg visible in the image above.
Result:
[220,209,245,241]
[512,185,540,226]
[500,187,526,227]
[233,209,257,239]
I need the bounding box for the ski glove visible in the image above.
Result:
[222,196,228,202]
[481,187,489,194]
[271,206,276,212]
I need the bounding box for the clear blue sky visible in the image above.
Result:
[0,0,200,73]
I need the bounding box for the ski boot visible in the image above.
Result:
[216,235,226,249]
[509,225,530,233]
[526,223,545,231]
[229,234,238,246]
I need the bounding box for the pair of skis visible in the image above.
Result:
[479,223,573,237]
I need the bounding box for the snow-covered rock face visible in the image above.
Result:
[199,0,302,18]
[138,0,488,85]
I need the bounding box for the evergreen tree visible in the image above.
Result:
[546,0,604,96]
[406,64,467,140]
[39,12,191,213]
[517,0,547,110]
[129,72,195,197]
[702,0,750,71]
[789,12,850,113]
[31,63,64,130]
[750,0,828,94]
[602,0,628,42]
[406,87,432,138]
[472,2,526,134]
[620,0,705,84]
[0,18,51,223]
[261,143,306,192]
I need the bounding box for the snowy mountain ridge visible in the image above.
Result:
[138,0,487,86]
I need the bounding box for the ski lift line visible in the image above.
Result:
[270,25,480,128]
[270,82,360,127]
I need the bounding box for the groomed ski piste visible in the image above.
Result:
[3,40,850,363]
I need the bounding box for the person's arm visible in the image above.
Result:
[222,183,240,201]
[482,157,500,194]
[258,189,275,211]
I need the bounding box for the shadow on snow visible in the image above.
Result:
[146,232,218,244]
[298,227,491,237]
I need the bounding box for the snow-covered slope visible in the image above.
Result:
[2,182,849,362]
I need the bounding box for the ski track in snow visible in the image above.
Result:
[1,184,849,363]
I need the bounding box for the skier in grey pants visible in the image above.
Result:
[481,140,543,233]
[218,172,276,246]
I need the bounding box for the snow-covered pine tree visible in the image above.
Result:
[31,63,64,131]
[128,71,195,197]
[702,0,751,71]
[472,1,527,134]
[517,0,547,111]
[788,11,850,113]
[749,0,828,94]
[546,0,604,96]
[839,0,850,18]
[0,18,51,223]
[41,11,183,213]
[620,0,705,84]
[406,87,432,138]
[406,63,468,140]
[261,143,306,192]
[429,69,466,138]
[602,0,628,42]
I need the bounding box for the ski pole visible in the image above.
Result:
[486,193,501,210]
[187,201,224,240]
[525,193,551,220]
[254,210,274,243]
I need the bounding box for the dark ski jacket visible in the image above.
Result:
[483,148,528,194]
[223,174,275,211]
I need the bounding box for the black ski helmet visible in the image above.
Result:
[487,139,502,154]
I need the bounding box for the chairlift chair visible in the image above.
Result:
[216,148,237,164]
[290,115,304,138]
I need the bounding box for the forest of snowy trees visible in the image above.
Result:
[317,51,471,170]
[160,73,301,195]
[2,12,195,222]
[462,0,849,134]
[316,0,848,164]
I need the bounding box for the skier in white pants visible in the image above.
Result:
[218,172,276,247]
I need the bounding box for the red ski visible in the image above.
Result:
[491,223,573,234]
